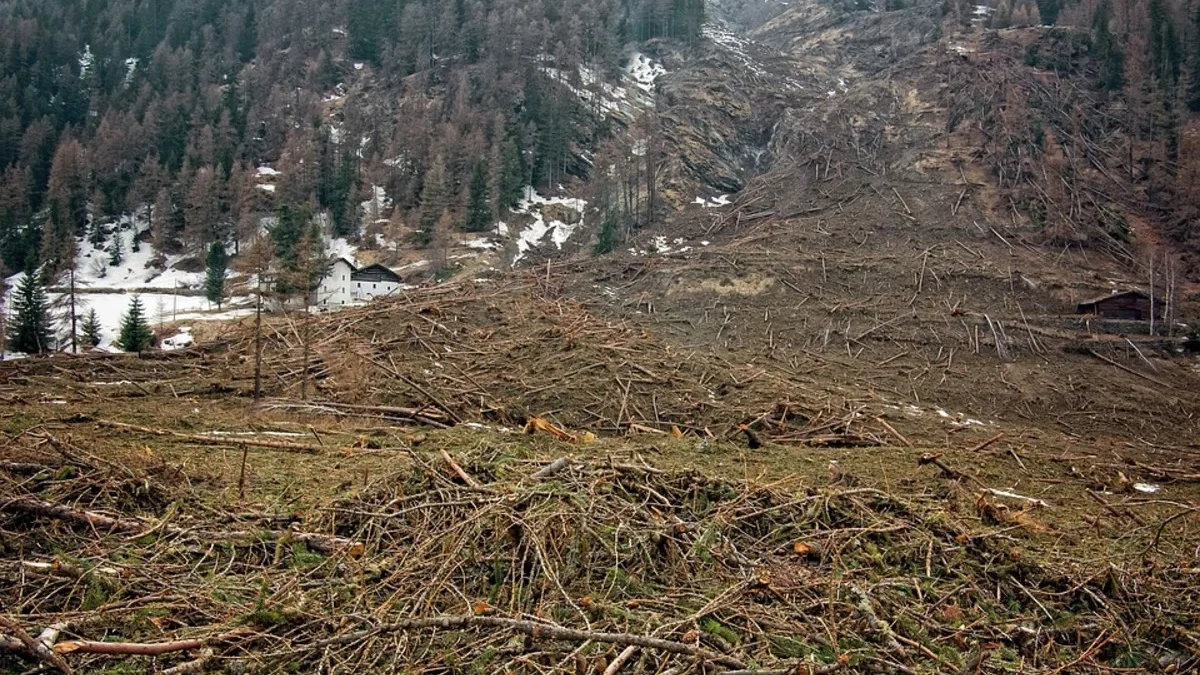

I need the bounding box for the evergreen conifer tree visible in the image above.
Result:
[205,242,228,308]
[594,209,621,255]
[1092,1,1125,92]
[1037,0,1060,25]
[499,139,526,212]
[108,231,123,266]
[466,162,491,232]
[347,0,382,64]
[238,4,258,63]
[1191,4,1200,111]
[1149,0,1183,85]
[88,218,106,248]
[117,296,155,352]
[80,308,102,348]
[7,266,52,354]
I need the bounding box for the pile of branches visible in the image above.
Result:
[3,438,1197,674]
[212,279,878,446]
[0,349,231,405]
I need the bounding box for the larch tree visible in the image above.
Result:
[419,154,448,244]
[41,138,90,272]
[150,187,178,261]
[184,167,222,257]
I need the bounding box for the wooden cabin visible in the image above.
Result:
[1075,290,1163,321]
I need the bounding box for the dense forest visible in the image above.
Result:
[0,0,705,279]
[2,0,1200,284]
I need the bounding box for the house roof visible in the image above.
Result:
[1076,289,1154,307]
[350,263,401,282]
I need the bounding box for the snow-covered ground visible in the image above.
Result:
[2,278,252,354]
[2,216,251,354]
[626,52,667,94]
[70,215,205,291]
[541,51,667,123]
[509,187,588,266]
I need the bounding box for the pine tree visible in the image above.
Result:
[238,4,258,63]
[1037,0,1060,25]
[347,0,382,64]
[88,213,106,248]
[328,152,358,239]
[7,266,52,354]
[465,161,491,232]
[499,138,526,211]
[81,308,102,348]
[117,296,155,353]
[1092,1,1125,92]
[205,242,228,308]
[0,165,34,274]
[270,204,313,295]
[108,231,123,266]
[594,208,621,255]
[1149,0,1183,85]
[1191,3,1200,112]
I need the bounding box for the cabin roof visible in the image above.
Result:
[1076,289,1153,307]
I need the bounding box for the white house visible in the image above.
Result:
[314,258,403,307]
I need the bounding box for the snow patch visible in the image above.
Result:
[465,238,498,250]
[327,237,359,265]
[632,236,692,257]
[360,185,391,227]
[509,187,586,266]
[694,195,731,209]
[161,327,195,351]
[123,57,139,86]
[79,45,94,78]
[625,52,666,94]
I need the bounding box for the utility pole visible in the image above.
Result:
[69,268,78,354]
[253,275,265,400]
[1149,250,1156,336]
